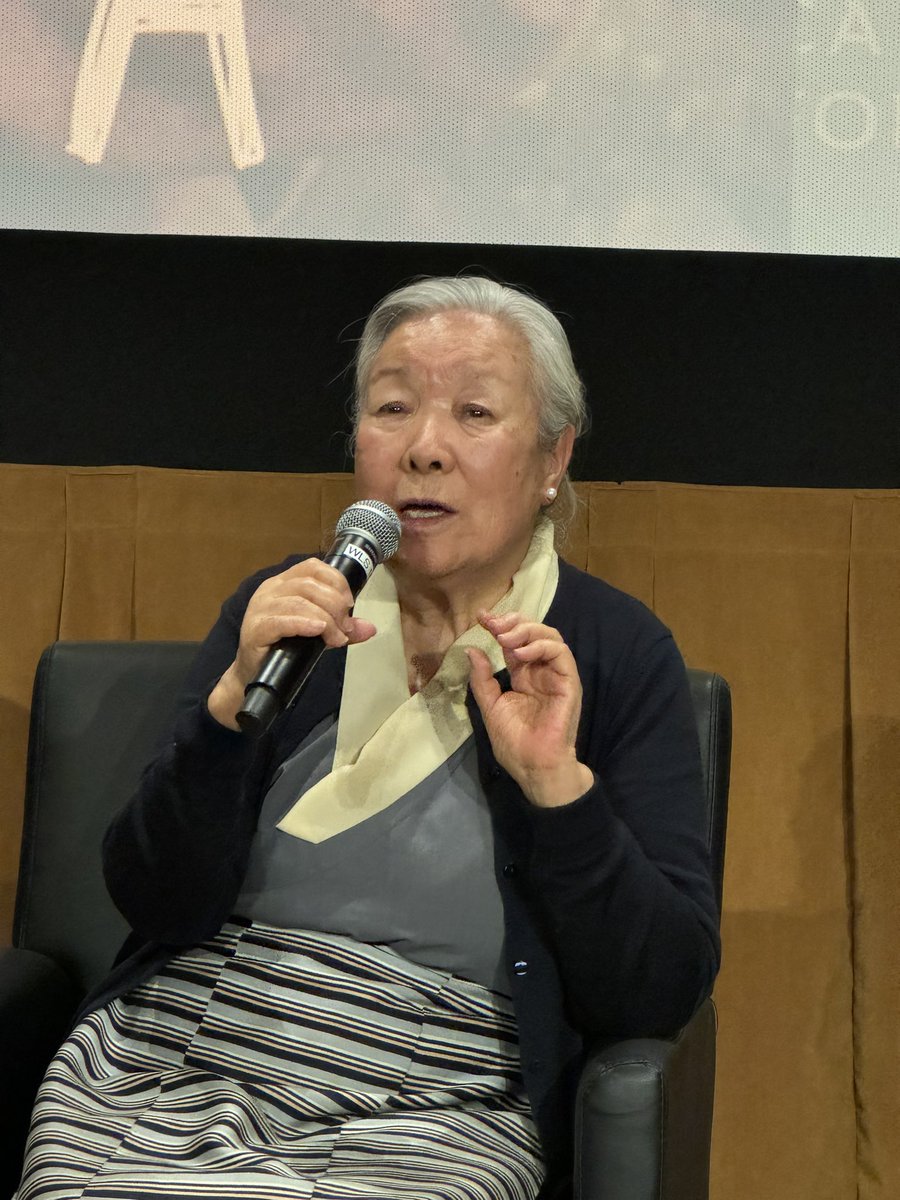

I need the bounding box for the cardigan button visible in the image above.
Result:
[488,765,501,780]
[503,862,517,878]
[513,960,528,976]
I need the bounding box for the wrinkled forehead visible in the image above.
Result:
[367,309,535,393]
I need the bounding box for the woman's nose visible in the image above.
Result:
[405,411,451,473]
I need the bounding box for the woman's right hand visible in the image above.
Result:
[207,559,377,730]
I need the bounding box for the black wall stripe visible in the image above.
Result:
[1,229,898,488]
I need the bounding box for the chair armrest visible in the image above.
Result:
[574,997,717,1200]
[0,946,81,1196]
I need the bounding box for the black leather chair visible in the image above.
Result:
[1,642,731,1200]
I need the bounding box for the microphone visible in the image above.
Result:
[236,499,401,738]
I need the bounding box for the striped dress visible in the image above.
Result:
[19,717,545,1200]
[18,920,544,1200]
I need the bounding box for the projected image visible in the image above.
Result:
[0,1,897,256]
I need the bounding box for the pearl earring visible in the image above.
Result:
[545,486,557,502]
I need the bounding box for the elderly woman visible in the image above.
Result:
[17,277,720,1200]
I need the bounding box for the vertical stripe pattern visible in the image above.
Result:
[18,921,544,1200]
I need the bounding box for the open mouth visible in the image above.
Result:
[400,500,454,520]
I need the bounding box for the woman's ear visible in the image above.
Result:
[545,424,575,490]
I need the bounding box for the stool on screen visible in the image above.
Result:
[67,0,265,169]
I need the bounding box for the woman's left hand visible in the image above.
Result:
[467,612,595,808]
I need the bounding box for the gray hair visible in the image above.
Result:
[352,275,589,539]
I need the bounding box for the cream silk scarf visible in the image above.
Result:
[276,519,559,843]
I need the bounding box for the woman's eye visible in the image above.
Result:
[376,401,407,414]
[464,405,491,419]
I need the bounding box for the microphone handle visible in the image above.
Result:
[235,546,371,738]
[235,636,328,738]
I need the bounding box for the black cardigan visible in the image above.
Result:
[88,557,721,1197]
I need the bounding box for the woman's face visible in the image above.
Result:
[354,309,570,596]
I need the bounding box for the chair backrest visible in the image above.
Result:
[15,642,731,996]
[15,642,199,994]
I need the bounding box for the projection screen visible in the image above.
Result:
[2,1,896,256]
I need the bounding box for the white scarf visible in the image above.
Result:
[277,519,559,843]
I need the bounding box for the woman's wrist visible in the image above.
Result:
[206,664,246,731]
[519,758,595,809]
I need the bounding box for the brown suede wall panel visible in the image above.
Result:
[130,471,353,640]
[0,467,68,925]
[58,471,138,640]
[651,486,857,1200]
[583,481,861,1198]
[1,463,897,1200]
[848,495,900,1200]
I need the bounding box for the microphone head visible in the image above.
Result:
[335,500,401,563]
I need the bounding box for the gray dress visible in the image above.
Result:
[17,721,544,1200]
[236,716,510,994]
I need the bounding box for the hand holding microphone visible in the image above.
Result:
[208,500,400,738]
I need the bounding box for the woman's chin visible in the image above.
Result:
[390,544,460,586]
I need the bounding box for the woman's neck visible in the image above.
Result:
[394,574,512,692]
